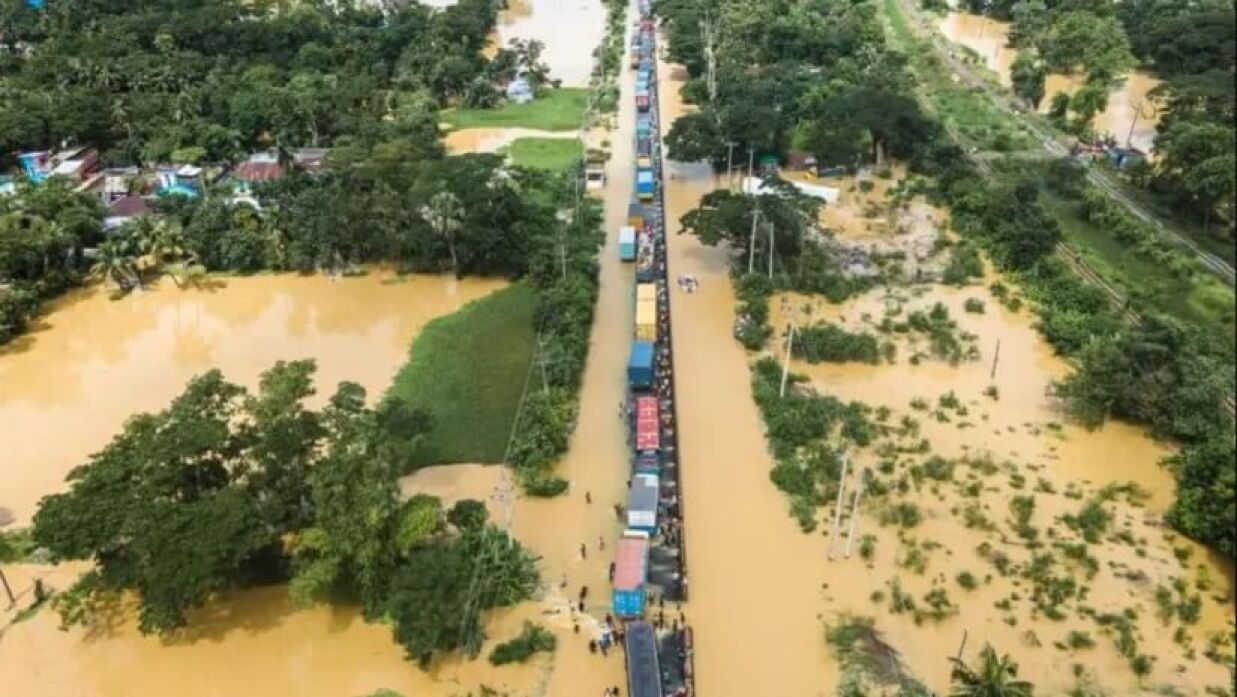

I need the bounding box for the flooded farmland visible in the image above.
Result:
[938,11,1162,154]
[655,32,1234,696]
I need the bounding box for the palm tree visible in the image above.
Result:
[419,190,464,273]
[90,238,138,291]
[950,644,1035,697]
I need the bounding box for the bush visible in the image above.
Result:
[943,244,984,286]
[488,622,557,665]
[963,298,985,314]
[793,323,883,364]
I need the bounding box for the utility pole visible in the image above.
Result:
[767,219,774,280]
[843,469,866,558]
[726,141,736,190]
[0,568,13,607]
[779,321,796,397]
[748,206,760,274]
[537,333,549,393]
[990,339,1001,380]
[827,453,850,561]
[747,147,755,189]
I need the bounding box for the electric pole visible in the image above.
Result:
[767,219,774,279]
[748,205,760,275]
[726,141,736,190]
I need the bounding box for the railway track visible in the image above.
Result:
[899,0,1237,287]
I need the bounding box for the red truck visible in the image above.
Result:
[634,395,659,452]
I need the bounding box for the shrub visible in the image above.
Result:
[488,622,557,665]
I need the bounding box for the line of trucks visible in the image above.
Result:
[614,6,693,697]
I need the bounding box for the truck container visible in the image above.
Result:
[618,225,637,261]
[634,394,660,452]
[627,202,645,230]
[625,622,663,697]
[626,472,660,533]
[635,92,650,112]
[636,282,656,303]
[612,530,650,618]
[636,170,655,200]
[634,297,657,342]
[636,138,653,158]
[627,341,655,390]
[636,116,653,139]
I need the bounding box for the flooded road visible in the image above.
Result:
[938,11,1162,153]
[657,53,832,697]
[0,272,505,528]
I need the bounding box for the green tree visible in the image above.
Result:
[1010,53,1047,109]
[1166,428,1236,558]
[447,499,489,533]
[1155,120,1236,233]
[1038,10,1134,82]
[949,643,1035,697]
[421,190,466,273]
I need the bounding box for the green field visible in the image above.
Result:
[444,89,589,131]
[502,138,583,170]
[386,283,539,467]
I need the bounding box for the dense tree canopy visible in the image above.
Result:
[656,0,934,168]
[32,360,538,652]
[0,0,521,164]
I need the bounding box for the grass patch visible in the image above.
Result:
[502,138,583,171]
[387,283,539,467]
[444,89,589,131]
[1042,192,1236,352]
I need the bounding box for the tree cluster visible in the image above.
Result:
[0,0,536,164]
[1119,0,1236,236]
[656,0,937,169]
[31,360,539,662]
[0,179,104,341]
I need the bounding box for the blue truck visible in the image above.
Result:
[627,340,655,390]
[612,530,650,618]
[636,170,655,201]
[618,225,637,261]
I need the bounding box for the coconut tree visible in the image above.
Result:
[419,190,464,273]
[949,644,1035,697]
[90,238,138,291]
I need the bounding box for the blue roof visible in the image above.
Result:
[629,340,654,367]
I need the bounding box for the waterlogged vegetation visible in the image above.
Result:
[389,283,539,467]
[0,1,628,689]
[657,0,1234,693]
[30,360,538,664]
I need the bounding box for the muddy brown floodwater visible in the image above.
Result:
[656,46,833,697]
[0,272,505,528]
[938,11,1162,154]
[444,127,579,155]
[422,0,605,87]
[655,33,1233,694]
[770,283,1235,695]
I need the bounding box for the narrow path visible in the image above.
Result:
[656,57,832,697]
